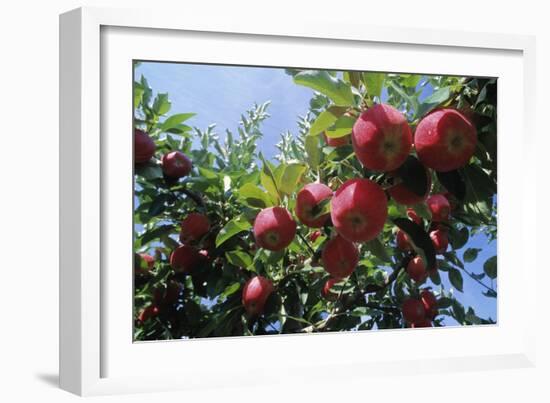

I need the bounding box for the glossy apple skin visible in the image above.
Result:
[331,178,388,242]
[134,253,155,276]
[321,235,359,279]
[402,298,426,324]
[179,213,211,244]
[169,245,203,274]
[161,151,192,178]
[242,276,274,316]
[295,183,333,228]
[420,290,438,319]
[253,207,296,251]
[430,229,449,254]
[427,194,451,222]
[388,167,431,206]
[415,108,477,172]
[406,256,427,282]
[324,133,350,148]
[135,129,156,163]
[396,230,412,251]
[351,103,413,172]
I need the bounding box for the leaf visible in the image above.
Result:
[395,155,429,197]
[140,224,175,245]
[362,72,385,98]
[483,289,497,298]
[422,87,451,104]
[259,153,280,203]
[365,238,390,262]
[135,163,163,180]
[449,226,469,250]
[305,134,322,170]
[411,203,431,221]
[393,218,436,270]
[448,268,464,292]
[483,256,497,279]
[463,248,481,263]
[220,282,242,299]
[274,162,307,195]
[309,198,331,220]
[160,113,196,132]
[309,110,340,136]
[388,80,418,114]
[437,297,453,309]
[293,70,355,106]
[437,170,466,201]
[147,194,173,217]
[225,250,253,268]
[152,93,171,115]
[133,81,144,109]
[238,183,274,208]
[215,215,252,248]
[324,115,356,138]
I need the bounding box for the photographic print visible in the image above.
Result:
[133,62,497,341]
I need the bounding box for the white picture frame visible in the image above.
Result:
[60,6,537,396]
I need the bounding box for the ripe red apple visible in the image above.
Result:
[407,208,422,225]
[169,245,202,274]
[410,319,432,328]
[134,253,155,276]
[396,230,412,251]
[242,276,274,316]
[324,133,350,148]
[309,230,322,243]
[138,305,159,323]
[415,108,477,172]
[388,167,431,206]
[321,235,359,279]
[351,103,413,172]
[321,278,340,301]
[426,194,450,222]
[295,183,333,228]
[253,207,297,251]
[420,290,438,319]
[179,212,210,244]
[402,298,426,324]
[406,256,427,282]
[135,128,156,163]
[162,151,192,178]
[331,178,388,242]
[430,229,449,254]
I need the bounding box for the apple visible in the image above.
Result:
[324,133,350,148]
[426,194,450,222]
[420,290,438,319]
[351,103,413,172]
[407,208,422,225]
[295,183,333,228]
[242,276,274,316]
[135,128,156,163]
[401,298,426,324]
[321,278,341,301]
[162,151,192,178]
[253,207,297,251]
[388,167,431,206]
[321,235,359,279]
[331,178,388,242]
[138,305,159,323]
[179,212,211,244]
[410,319,432,328]
[169,245,203,274]
[415,108,477,172]
[309,230,322,243]
[406,256,427,282]
[134,253,154,276]
[396,230,412,251]
[430,229,449,254]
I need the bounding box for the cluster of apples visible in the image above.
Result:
[402,289,438,328]
[244,104,476,322]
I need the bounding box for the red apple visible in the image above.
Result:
[406,256,427,282]
[415,108,477,172]
[170,245,202,274]
[324,133,350,148]
[402,298,426,324]
[253,207,296,251]
[407,208,422,225]
[430,229,449,254]
[396,230,412,251]
[309,230,322,243]
[295,183,333,228]
[388,167,431,206]
[162,151,192,178]
[135,128,156,163]
[242,276,274,316]
[331,178,388,242]
[134,253,154,276]
[426,194,450,222]
[420,290,438,319]
[410,319,432,328]
[321,278,341,301]
[138,305,159,323]
[321,235,359,279]
[179,213,210,244]
[351,103,413,172]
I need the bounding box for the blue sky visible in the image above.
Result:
[135,62,497,326]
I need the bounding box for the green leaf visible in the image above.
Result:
[305,134,322,170]
[160,113,196,132]
[135,163,163,180]
[362,72,385,98]
[225,250,253,268]
[309,197,331,220]
[274,162,307,195]
[449,226,469,250]
[148,194,173,217]
[152,93,171,116]
[448,268,464,292]
[483,256,497,279]
[140,224,175,245]
[411,202,431,221]
[365,238,390,262]
[463,248,481,263]
[134,82,144,109]
[325,115,356,139]
[393,218,436,270]
[293,70,355,106]
[259,153,280,203]
[437,170,466,201]
[395,155,429,197]
[309,109,340,136]
[437,297,453,309]
[238,183,274,208]
[220,282,242,299]
[215,215,252,248]
[422,87,451,104]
